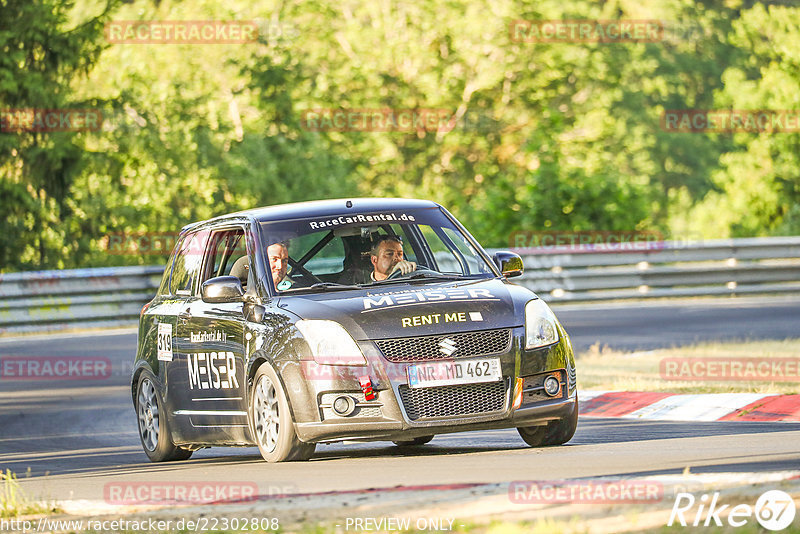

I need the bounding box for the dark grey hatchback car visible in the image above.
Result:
[132,198,578,462]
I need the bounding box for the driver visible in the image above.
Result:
[370,235,416,281]
[267,242,293,291]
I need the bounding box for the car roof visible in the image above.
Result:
[183,198,443,232]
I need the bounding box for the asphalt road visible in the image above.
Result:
[1,297,799,503]
[554,295,800,352]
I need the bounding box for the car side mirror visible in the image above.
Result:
[493,251,524,278]
[201,276,245,303]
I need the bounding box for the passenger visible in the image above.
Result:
[267,242,293,290]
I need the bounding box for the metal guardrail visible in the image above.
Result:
[512,236,800,302]
[0,237,798,334]
[0,266,164,334]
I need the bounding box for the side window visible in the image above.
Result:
[158,233,188,295]
[170,232,207,296]
[157,247,178,296]
[419,225,461,273]
[203,228,249,287]
[442,227,489,274]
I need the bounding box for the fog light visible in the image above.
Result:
[332,395,356,416]
[543,375,561,397]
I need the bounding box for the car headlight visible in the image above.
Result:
[295,319,367,365]
[525,299,560,349]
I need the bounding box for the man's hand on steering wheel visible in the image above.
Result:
[387,260,417,279]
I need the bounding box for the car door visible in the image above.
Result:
[175,225,250,444]
[162,229,211,443]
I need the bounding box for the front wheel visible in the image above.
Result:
[517,396,578,447]
[249,363,316,462]
[136,375,193,462]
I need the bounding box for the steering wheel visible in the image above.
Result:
[386,266,437,280]
[386,267,405,280]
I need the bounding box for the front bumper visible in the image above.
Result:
[288,326,577,443]
[295,390,577,443]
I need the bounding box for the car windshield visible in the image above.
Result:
[259,207,496,292]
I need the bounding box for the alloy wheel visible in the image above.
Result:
[254,375,280,453]
[137,377,159,451]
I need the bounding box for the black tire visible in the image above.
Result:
[170,447,194,460]
[249,363,316,462]
[517,396,578,447]
[392,436,434,447]
[136,374,193,462]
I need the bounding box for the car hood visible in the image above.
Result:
[279,278,532,340]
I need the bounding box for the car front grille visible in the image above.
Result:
[375,328,512,363]
[397,380,508,420]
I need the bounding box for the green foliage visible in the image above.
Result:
[1,469,58,518]
[2,0,799,271]
[683,3,800,237]
[0,0,117,270]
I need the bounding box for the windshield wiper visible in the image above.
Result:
[404,272,463,280]
[368,272,465,285]
[304,282,362,292]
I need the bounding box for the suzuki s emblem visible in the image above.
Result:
[439,338,457,356]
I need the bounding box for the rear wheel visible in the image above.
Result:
[517,396,578,447]
[250,363,315,462]
[136,375,193,462]
[392,436,434,447]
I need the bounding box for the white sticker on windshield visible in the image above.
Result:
[308,213,415,230]
[157,323,173,362]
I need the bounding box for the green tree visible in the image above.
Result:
[0,0,116,271]
[5,0,799,271]
[685,3,800,237]
[69,0,357,267]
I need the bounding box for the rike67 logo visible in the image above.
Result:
[669,490,796,531]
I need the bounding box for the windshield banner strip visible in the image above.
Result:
[308,213,416,229]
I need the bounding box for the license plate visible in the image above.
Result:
[407,358,502,388]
